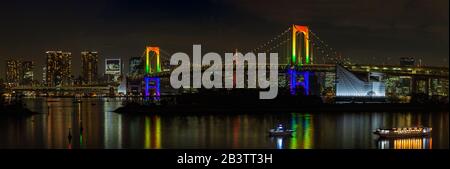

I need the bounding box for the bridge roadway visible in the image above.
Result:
[10,86,115,92]
[147,64,449,78]
[9,64,448,92]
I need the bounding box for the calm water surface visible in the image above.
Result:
[0,98,448,149]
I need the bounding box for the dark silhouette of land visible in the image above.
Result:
[0,100,37,116]
[115,89,449,115]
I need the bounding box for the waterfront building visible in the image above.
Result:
[20,61,34,86]
[129,57,143,76]
[46,51,72,87]
[105,58,122,83]
[5,59,21,86]
[81,51,99,85]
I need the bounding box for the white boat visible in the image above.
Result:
[269,124,294,137]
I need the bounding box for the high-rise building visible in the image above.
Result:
[81,51,99,85]
[105,58,122,83]
[46,51,72,87]
[5,59,21,86]
[21,61,34,86]
[129,57,143,76]
[42,66,47,85]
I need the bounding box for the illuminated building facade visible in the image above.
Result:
[5,59,34,86]
[126,57,144,96]
[411,78,448,96]
[81,51,99,85]
[431,78,449,96]
[20,61,34,86]
[324,72,336,94]
[105,58,122,83]
[42,66,47,85]
[129,57,143,76]
[5,59,21,86]
[336,64,386,97]
[46,51,72,87]
[385,76,411,98]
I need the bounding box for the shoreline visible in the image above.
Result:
[114,103,449,115]
[0,103,37,116]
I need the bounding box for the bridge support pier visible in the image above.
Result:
[288,69,313,96]
[144,76,161,100]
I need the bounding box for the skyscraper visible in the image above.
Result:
[81,51,99,85]
[129,57,143,76]
[105,58,122,83]
[20,61,34,86]
[5,59,20,86]
[46,51,72,87]
[42,66,47,85]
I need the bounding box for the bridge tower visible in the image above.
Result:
[291,25,312,67]
[144,46,161,99]
[289,25,313,95]
[146,46,161,73]
[144,77,160,98]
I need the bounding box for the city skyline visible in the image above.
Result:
[0,0,448,80]
[3,48,446,85]
[0,2,448,165]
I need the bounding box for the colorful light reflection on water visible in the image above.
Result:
[289,113,314,149]
[0,98,447,149]
[377,137,432,149]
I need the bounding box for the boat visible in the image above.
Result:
[269,124,294,137]
[373,127,432,138]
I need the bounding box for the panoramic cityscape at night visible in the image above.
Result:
[0,0,448,167]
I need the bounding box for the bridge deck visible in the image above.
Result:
[146,64,448,78]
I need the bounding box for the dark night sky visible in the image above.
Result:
[0,0,448,79]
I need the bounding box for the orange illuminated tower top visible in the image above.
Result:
[292,25,311,66]
[146,46,161,73]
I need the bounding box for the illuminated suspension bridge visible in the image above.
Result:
[9,25,448,98]
[130,24,449,98]
[138,24,348,97]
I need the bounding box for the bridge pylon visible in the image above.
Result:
[146,46,161,74]
[144,46,162,99]
[291,25,313,67]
